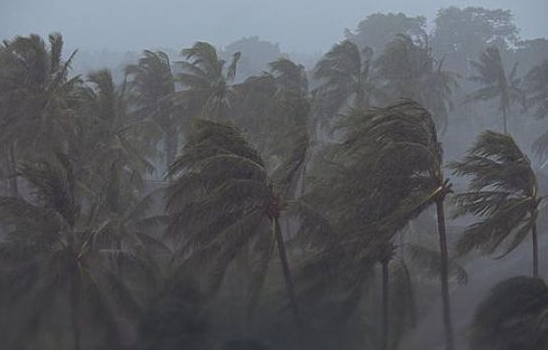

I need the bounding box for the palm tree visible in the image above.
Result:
[345,99,455,350]
[0,33,80,195]
[0,154,141,350]
[165,119,308,326]
[525,60,548,119]
[375,34,458,132]
[176,42,241,119]
[524,60,548,162]
[125,50,184,175]
[313,40,382,127]
[469,276,548,350]
[297,99,456,350]
[450,130,542,277]
[75,69,155,195]
[466,46,525,134]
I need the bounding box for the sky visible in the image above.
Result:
[1,0,547,54]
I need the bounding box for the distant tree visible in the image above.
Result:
[525,60,548,119]
[125,50,185,175]
[76,69,155,195]
[431,7,519,71]
[0,33,80,195]
[346,12,426,53]
[451,130,542,277]
[469,276,548,350]
[222,36,282,82]
[313,40,383,128]
[175,42,241,119]
[466,47,525,134]
[525,60,548,160]
[376,35,458,132]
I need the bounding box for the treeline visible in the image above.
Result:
[0,6,547,350]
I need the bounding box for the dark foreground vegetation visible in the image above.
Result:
[1,6,548,350]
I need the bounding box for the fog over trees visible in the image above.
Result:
[1,3,548,350]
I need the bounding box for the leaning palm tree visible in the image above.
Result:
[125,50,184,174]
[176,42,241,119]
[296,99,456,350]
[466,46,525,134]
[313,40,382,128]
[469,276,548,350]
[450,130,542,277]
[0,154,141,350]
[166,119,308,326]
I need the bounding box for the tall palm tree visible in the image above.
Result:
[469,276,548,350]
[176,42,241,119]
[345,99,455,350]
[313,40,382,128]
[450,130,542,277]
[466,46,525,134]
[297,99,456,350]
[0,154,141,350]
[0,33,80,195]
[125,50,183,175]
[165,119,308,326]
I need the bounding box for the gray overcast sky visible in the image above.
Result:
[1,0,546,53]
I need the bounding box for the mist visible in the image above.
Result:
[1,1,548,350]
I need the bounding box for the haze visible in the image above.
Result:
[1,0,546,53]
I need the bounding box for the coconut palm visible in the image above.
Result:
[75,69,155,196]
[466,46,525,134]
[165,119,308,325]
[176,42,241,119]
[524,60,548,161]
[297,99,456,350]
[469,276,548,350]
[0,154,141,350]
[525,60,548,119]
[125,50,184,175]
[313,40,382,128]
[0,33,80,195]
[375,34,458,132]
[450,130,542,277]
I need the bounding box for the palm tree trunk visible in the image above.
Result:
[70,280,81,350]
[165,127,177,179]
[273,215,301,327]
[381,260,389,350]
[502,107,508,135]
[436,199,454,350]
[7,142,18,197]
[532,220,539,278]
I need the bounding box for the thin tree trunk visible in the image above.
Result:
[381,260,389,350]
[165,127,177,180]
[70,280,81,350]
[273,215,301,327]
[532,220,539,278]
[436,199,454,350]
[7,142,18,197]
[502,107,507,135]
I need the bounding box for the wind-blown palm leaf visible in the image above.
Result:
[450,130,541,263]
